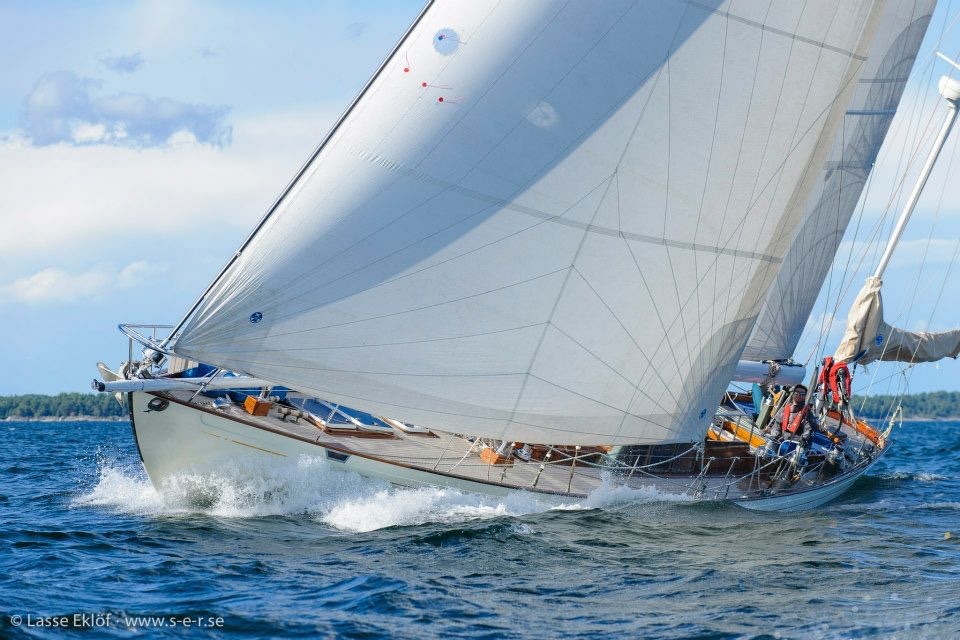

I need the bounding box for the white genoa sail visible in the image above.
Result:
[173,0,897,446]
[743,1,935,361]
[835,276,960,365]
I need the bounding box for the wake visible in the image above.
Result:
[72,454,690,532]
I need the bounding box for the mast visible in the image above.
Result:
[874,70,960,280]
[834,63,960,366]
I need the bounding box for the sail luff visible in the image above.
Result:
[174,0,899,445]
[162,0,438,350]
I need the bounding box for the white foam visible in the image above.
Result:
[581,478,694,509]
[73,464,166,515]
[321,486,555,532]
[914,472,949,482]
[883,471,950,482]
[73,456,691,530]
[73,455,561,529]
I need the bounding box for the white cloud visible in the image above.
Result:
[100,52,145,74]
[0,261,164,304]
[21,70,231,148]
[0,108,335,271]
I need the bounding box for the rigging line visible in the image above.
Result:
[731,4,880,347]
[210,171,619,337]
[503,2,695,433]
[661,50,698,378]
[875,34,944,266]
[720,0,796,324]
[860,137,960,402]
[826,78,946,316]
[886,130,959,344]
[188,267,569,347]
[528,318,679,418]
[700,4,728,351]
[524,372,679,435]
[501,174,618,440]
[714,0,778,329]
[568,266,681,408]
[219,322,548,354]
[739,0,854,294]
[813,113,849,363]
[685,0,868,60]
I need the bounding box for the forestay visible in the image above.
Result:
[174,0,892,445]
[743,1,935,362]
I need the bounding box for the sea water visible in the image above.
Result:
[0,419,958,638]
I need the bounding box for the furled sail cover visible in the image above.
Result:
[743,1,935,361]
[835,276,960,365]
[174,0,890,445]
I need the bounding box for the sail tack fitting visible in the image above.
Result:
[731,360,805,386]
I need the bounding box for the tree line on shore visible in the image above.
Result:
[0,393,125,419]
[3,391,960,420]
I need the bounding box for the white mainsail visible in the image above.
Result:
[743,1,935,361]
[173,0,894,445]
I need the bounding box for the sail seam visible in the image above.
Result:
[197,322,548,353]
[569,266,680,407]
[686,0,869,61]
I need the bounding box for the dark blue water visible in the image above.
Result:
[1,419,958,639]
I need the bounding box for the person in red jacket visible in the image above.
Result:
[766,384,819,449]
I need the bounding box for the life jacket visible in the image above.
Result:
[818,356,834,402]
[829,360,851,402]
[781,402,809,435]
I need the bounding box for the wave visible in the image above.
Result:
[72,455,690,532]
[832,497,960,514]
[881,471,951,482]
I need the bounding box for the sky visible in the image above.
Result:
[2,0,960,399]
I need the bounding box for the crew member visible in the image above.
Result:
[766,384,819,449]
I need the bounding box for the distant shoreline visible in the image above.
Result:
[3,414,957,423]
[3,416,127,423]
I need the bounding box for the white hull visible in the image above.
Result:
[129,392,566,504]
[733,457,880,512]
[128,391,883,512]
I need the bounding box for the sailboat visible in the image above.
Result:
[94,0,958,512]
